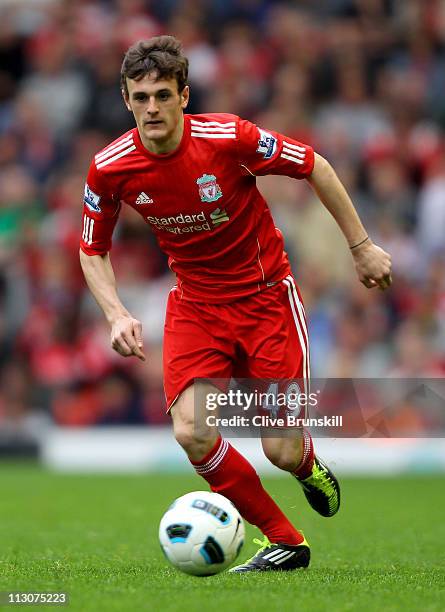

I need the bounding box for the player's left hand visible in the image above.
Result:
[351,239,392,290]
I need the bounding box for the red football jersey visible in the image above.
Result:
[80,113,314,302]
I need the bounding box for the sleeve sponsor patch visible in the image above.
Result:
[256,128,277,159]
[83,184,102,213]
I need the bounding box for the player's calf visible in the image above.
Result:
[261,434,305,472]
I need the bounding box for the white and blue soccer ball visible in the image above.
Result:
[159,491,245,576]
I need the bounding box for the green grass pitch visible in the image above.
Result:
[0,464,444,611]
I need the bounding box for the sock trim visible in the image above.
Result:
[294,430,313,475]
[194,439,229,475]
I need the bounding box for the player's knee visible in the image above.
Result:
[173,419,214,457]
[173,419,195,450]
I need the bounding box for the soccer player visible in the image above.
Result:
[80,36,392,572]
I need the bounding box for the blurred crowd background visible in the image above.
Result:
[0,0,444,445]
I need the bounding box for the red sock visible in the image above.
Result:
[191,437,304,545]
[293,430,315,480]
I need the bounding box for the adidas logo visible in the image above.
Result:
[135,191,153,205]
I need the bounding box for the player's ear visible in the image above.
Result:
[122,89,132,111]
[180,85,189,110]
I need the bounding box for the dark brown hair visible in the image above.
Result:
[120,35,189,96]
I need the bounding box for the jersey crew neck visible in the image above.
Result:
[133,115,191,162]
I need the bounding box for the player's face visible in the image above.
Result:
[124,74,189,154]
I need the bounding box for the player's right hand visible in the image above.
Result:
[110,316,146,361]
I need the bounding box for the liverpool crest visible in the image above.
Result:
[196,174,223,203]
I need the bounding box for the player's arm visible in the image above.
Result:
[79,166,145,361]
[236,118,392,290]
[307,153,392,290]
[79,250,145,361]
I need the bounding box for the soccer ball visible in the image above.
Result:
[159,491,245,576]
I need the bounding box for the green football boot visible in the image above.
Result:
[294,456,340,517]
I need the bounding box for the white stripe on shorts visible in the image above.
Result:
[282,276,310,400]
